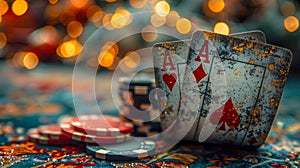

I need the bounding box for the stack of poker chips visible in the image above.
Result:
[118,76,162,137]
[26,114,156,160]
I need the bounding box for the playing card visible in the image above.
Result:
[183,30,292,146]
[153,31,266,135]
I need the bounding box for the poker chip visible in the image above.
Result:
[71,115,133,136]
[118,77,155,86]
[60,121,131,144]
[27,128,73,145]
[86,138,156,160]
[37,124,70,140]
[118,105,162,137]
[118,77,159,111]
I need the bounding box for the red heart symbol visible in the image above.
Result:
[163,73,177,92]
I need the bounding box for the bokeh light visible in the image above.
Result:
[70,0,89,9]
[105,0,117,2]
[166,11,180,27]
[111,13,128,29]
[101,41,119,56]
[57,40,82,58]
[213,22,230,35]
[23,52,39,70]
[155,1,170,17]
[151,13,166,27]
[284,16,299,33]
[280,1,296,17]
[176,18,192,34]
[67,21,83,38]
[98,51,115,67]
[48,0,58,4]
[61,42,76,58]
[208,0,225,13]
[123,51,140,69]
[87,5,102,20]
[12,0,28,16]
[0,0,8,16]
[12,52,26,67]
[129,0,147,9]
[88,6,104,27]
[120,51,141,72]
[141,25,158,42]
[0,32,7,49]
[115,7,132,26]
[0,0,299,73]
[102,14,114,30]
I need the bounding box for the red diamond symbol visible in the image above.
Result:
[192,64,207,83]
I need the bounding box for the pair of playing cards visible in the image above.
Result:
[153,30,293,146]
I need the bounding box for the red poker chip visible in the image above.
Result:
[27,128,73,145]
[71,115,133,136]
[60,121,132,144]
[37,124,70,140]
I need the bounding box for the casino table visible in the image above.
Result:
[0,64,299,168]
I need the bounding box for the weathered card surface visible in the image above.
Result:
[152,31,266,137]
[183,30,292,146]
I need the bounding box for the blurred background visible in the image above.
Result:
[0,0,299,74]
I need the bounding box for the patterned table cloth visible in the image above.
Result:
[0,64,299,168]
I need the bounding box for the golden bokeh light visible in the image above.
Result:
[12,51,26,67]
[87,5,103,26]
[176,18,192,34]
[115,7,132,26]
[23,52,39,70]
[123,51,140,69]
[0,32,7,49]
[141,25,158,42]
[12,0,28,16]
[166,11,180,27]
[111,13,128,29]
[107,57,120,70]
[102,41,119,56]
[105,0,117,2]
[48,0,58,4]
[58,40,82,58]
[102,14,114,30]
[0,0,9,16]
[280,1,296,17]
[208,0,225,13]
[129,0,147,9]
[214,22,230,35]
[67,21,83,38]
[98,51,115,67]
[151,13,166,27]
[284,16,299,33]
[61,42,76,57]
[92,11,104,27]
[70,0,89,9]
[155,1,170,17]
